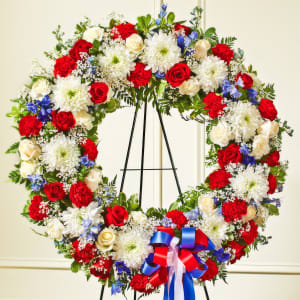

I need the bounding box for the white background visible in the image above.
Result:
[0,0,299,299]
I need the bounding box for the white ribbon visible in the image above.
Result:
[166,236,186,300]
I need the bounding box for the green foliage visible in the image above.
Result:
[189,6,203,29]
[262,83,276,100]
[136,14,155,35]
[220,36,237,48]
[146,207,167,219]
[264,203,279,216]
[270,162,288,185]
[9,169,26,184]
[6,142,19,154]
[71,260,82,273]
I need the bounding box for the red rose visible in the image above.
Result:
[69,39,93,61]
[227,241,246,264]
[51,110,75,131]
[69,181,93,208]
[174,24,191,36]
[127,63,152,88]
[130,274,154,294]
[239,220,258,245]
[212,43,234,65]
[111,23,138,40]
[235,72,253,89]
[43,182,66,201]
[72,240,97,264]
[166,63,191,87]
[81,138,98,160]
[262,151,280,166]
[89,82,110,104]
[200,258,218,281]
[267,174,277,194]
[53,56,77,78]
[19,115,42,137]
[209,169,232,189]
[104,205,129,226]
[203,92,226,119]
[258,99,278,121]
[166,210,188,228]
[218,144,242,168]
[222,198,247,222]
[28,195,49,221]
[90,256,113,280]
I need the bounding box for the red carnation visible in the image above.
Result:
[69,181,93,208]
[104,205,129,227]
[130,274,154,294]
[111,23,137,40]
[89,82,110,104]
[28,195,49,221]
[51,110,75,131]
[19,115,42,137]
[212,43,234,65]
[209,169,232,189]
[43,182,66,201]
[174,24,191,36]
[203,92,226,119]
[239,220,258,245]
[81,138,98,160]
[235,72,253,89]
[69,39,93,61]
[222,198,247,222]
[227,241,246,264]
[262,151,280,166]
[53,56,77,78]
[90,256,113,280]
[267,174,277,194]
[166,210,188,228]
[127,63,152,88]
[200,258,218,281]
[72,240,97,264]
[258,99,278,121]
[166,63,191,87]
[218,144,242,168]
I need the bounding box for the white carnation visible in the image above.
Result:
[46,218,64,241]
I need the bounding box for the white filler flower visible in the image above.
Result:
[52,76,92,112]
[142,32,182,73]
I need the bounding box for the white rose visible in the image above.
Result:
[251,135,270,159]
[19,139,41,161]
[84,168,102,192]
[198,194,215,213]
[258,120,279,139]
[31,78,51,99]
[46,218,64,241]
[83,27,104,43]
[131,211,147,224]
[210,121,233,147]
[73,110,94,130]
[20,161,37,178]
[126,34,144,53]
[96,228,116,252]
[242,206,257,222]
[179,77,200,96]
[194,39,211,60]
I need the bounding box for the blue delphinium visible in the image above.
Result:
[115,261,131,276]
[26,102,38,113]
[111,280,124,295]
[27,175,47,191]
[81,218,102,241]
[36,95,52,123]
[184,208,201,220]
[242,154,256,166]
[213,248,230,263]
[222,79,242,99]
[263,198,281,207]
[248,88,258,104]
[155,71,165,79]
[80,155,95,167]
[240,144,250,155]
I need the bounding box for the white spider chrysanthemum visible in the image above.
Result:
[41,133,80,175]
[61,202,102,238]
[230,165,269,203]
[99,43,135,81]
[142,32,182,73]
[200,210,228,248]
[113,228,153,269]
[225,102,263,142]
[194,56,228,93]
[52,76,92,112]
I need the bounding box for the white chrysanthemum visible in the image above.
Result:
[200,210,228,248]
[52,76,92,112]
[61,202,102,238]
[99,43,135,81]
[225,102,263,142]
[113,228,153,269]
[41,133,80,174]
[142,32,182,73]
[230,165,269,203]
[194,56,228,93]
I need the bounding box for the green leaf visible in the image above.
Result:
[204,27,216,39]
[6,142,19,154]
[265,204,279,216]
[167,12,175,24]
[168,201,179,211]
[71,261,82,273]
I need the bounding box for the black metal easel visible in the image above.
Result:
[99,101,210,300]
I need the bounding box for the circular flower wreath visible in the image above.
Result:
[6,4,293,298]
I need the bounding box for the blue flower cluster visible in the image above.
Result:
[27,175,47,191]
[26,95,52,123]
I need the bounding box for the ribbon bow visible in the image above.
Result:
[141,227,215,300]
